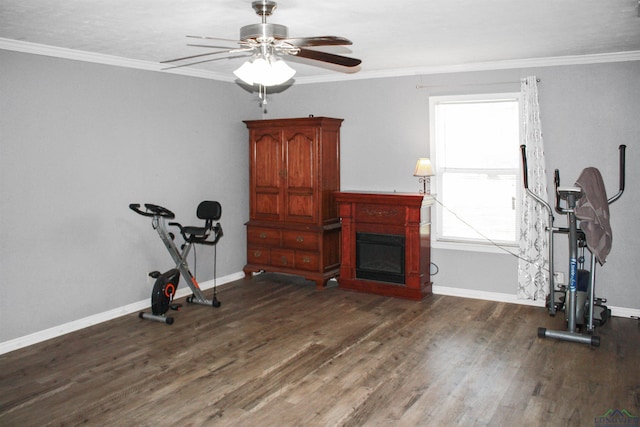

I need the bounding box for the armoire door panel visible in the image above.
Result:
[284,129,316,223]
[252,131,284,221]
[284,130,315,190]
[286,194,315,221]
[254,133,283,188]
[255,193,281,219]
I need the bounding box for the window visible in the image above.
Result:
[429,93,521,252]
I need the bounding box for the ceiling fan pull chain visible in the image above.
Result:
[258,84,268,105]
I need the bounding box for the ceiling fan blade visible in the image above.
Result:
[160,48,249,64]
[187,43,240,49]
[161,57,228,71]
[295,48,361,67]
[161,51,253,70]
[283,36,353,47]
[186,35,240,44]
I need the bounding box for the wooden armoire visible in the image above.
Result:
[243,117,343,289]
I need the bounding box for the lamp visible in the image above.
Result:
[413,158,434,194]
[233,54,296,87]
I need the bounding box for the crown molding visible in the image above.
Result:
[295,50,640,84]
[2,38,639,85]
[0,38,235,82]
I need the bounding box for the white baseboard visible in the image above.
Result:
[432,285,546,307]
[608,306,640,319]
[432,285,640,318]
[0,272,245,356]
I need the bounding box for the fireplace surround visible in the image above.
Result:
[335,191,433,300]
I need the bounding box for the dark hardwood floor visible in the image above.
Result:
[1,273,639,426]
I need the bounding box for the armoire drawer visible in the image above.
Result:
[282,230,319,251]
[247,226,281,247]
[295,251,320,272]
[270,249,295,268]
[247,246,270,265]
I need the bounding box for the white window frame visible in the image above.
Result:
[429,92,522,254]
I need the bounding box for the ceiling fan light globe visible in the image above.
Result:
[249,57,272,85]
[234,56,295,87]
[233,60,257,85]
[265,58,296,85]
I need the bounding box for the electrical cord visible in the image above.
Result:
[430,194,549,271]
[430,262,439,276]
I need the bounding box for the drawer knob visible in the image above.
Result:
[296,236,304,243]
[302,256,311,263]
[259,233,267,239]
[281,256,288,265]
[254,251,262,257]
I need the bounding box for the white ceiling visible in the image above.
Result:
[1,0,640,83]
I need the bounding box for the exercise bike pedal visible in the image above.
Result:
[169,303,182,311]
[148,271,161,279]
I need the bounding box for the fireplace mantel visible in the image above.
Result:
[335,191,433,300]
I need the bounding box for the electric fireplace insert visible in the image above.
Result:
[355,232,405,284]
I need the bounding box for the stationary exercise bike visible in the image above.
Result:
[521,145,626,346]
[129,202,223,324]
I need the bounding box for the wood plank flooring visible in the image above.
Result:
[1,273,639,426]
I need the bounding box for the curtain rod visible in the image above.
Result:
[416,78,540,90]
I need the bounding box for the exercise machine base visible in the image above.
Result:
[538,327,600,347]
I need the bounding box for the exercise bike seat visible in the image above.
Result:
[170,201,223,245]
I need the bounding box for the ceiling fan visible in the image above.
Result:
[161,0,361,88]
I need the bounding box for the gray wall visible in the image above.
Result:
[264,62,640,309]
[0,50,258,342]
[1,49,638,346]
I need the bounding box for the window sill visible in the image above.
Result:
[432,238,518,255]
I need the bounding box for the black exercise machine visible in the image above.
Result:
[521,145,626,346]
[129,201,223,324]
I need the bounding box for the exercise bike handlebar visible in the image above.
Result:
[552,144,626,211]
[129,203,176,219]
[203,223,224,246]
[520,145,529,190]
[520,144,553,215]
[607,144,626,205]
[554,170,563,215]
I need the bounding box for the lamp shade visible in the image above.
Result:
[413,158,434,177]
[233,55,296,86]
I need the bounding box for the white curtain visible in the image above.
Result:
[517,76,549,300]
